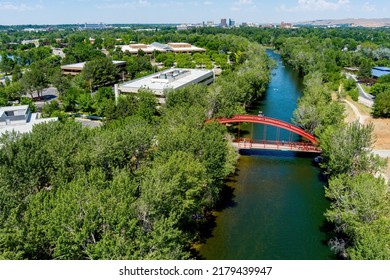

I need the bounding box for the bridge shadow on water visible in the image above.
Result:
[238,148,318,159]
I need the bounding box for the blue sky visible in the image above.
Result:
[0,0,388,25]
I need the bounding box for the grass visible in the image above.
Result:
[345,96,372,116]
[360,84,371,94]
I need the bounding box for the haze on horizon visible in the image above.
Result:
[0,0,388,25]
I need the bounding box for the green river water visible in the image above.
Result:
[198,50,334,260]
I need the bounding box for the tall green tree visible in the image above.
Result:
[320,121,386,177]
[81,57,119,89]
[20,61,51,99]
[325,173,390,259]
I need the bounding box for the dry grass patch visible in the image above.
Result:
[341,97,390,150]
[370,118,390,149]
[343,102,358,123]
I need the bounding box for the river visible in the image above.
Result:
[198,50,334,260]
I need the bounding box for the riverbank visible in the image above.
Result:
[197,50,333,260]
[342,96,390,181]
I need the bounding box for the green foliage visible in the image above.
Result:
[0,28,291,260]
[372,90,390,118]
[370,82,390,96]
[19,97,37,112]
[81,57,120,89]
[3,80,23,100]
[77,92,94,113]
[11,64,22,82]
[50,69,71,96]
[61,87,85,112]
[358,59,372,79]
[165,84,209,110]
[320,122,386,177]
[325,174,390,259]
[62,43,105,65]
[0,53,15,74]
[19,60,53,99]
[140,151,208,225]
[124,56,153,79]
[136,89,158,123]
[293,72,344,135]
[343,78,356,91]
[348,88,359,101]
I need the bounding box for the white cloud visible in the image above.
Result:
[204,1,213,5]
[231,0,255,11]
[137,0,151,7]
[97,0,187,9]
[97,1,151,9]
[236,0,253,5]
[362,1,376,12]
[0,2,43,11]
[280,0,350,12]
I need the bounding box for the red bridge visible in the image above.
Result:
[207,114,321,153]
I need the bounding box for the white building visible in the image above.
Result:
[60,60,126,75]
[0,105,58,135]
[120,42,205,55]
[117,68,214,104]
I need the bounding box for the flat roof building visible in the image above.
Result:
[117,68,214,104]
[61,60,126,75]
[372,66,390,78]
[120,42,205,55]
[0,105,58,135]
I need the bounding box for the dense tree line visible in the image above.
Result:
[2,25,389,259]
[0,35,271,259]
[372,74,390,118]
[0,89,236,259]
[275,31,390,259]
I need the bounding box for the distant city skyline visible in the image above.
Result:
[0,0,389,25]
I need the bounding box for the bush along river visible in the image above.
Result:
[198,50,335,260]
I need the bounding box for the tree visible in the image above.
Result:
[50,68,71,96]
[372,90,390,118]
[320,121,386,177]
[325,173,390,259]
[62,43,105,65]
[20,61,50,99]
[358,59,372,79]
[11,64,22,82]
[293,72,344,135]
[136,89,158,123]
[0,53,15,74]
[81,57,119,89]
[4,80,23,100]
[139,151,208,229]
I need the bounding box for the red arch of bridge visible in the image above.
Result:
[208,114,318,145]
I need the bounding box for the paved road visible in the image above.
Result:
[74,118,103,128]
[345,73,374,107]
[25,87,59,110]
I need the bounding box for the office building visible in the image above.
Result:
[61,60,126,76]
[120,42,205,55]
[117,68,214,104]
[0,105,58,135]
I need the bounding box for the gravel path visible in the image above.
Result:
[343,98,390,181]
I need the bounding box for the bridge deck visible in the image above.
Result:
[232,139,321,153]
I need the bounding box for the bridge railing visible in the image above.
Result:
[210,114,319,145]
[234,138,321,152]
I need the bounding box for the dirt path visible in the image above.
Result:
[343,99,369,125]
[343,98,390,182]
